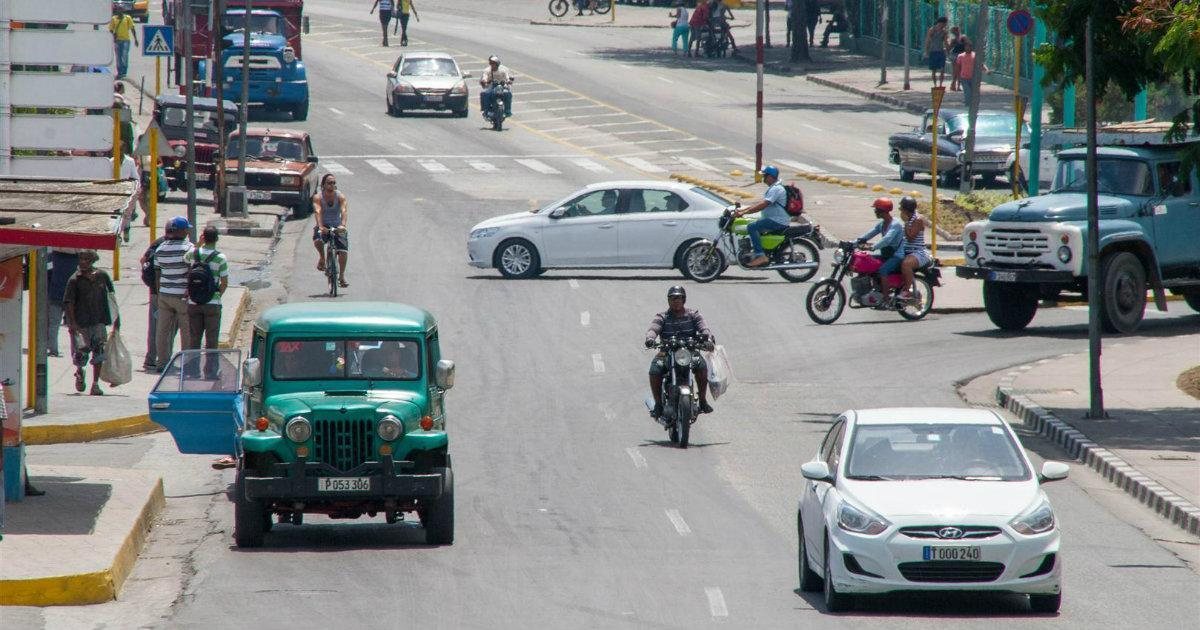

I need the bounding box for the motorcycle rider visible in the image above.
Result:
[479,55,514,119]
[644,286,715,418]
[734,165,790,267]
[855,197,906,298]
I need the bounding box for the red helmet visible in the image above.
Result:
[872,197,894,212]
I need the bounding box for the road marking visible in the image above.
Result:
[362,123,377,131]
[620,64,636,70]
[611,129,679,137]
[324,153,585,159]
[859,141,882,149]
[571,158,611,173]
[700,90,719,99]
[468,160,498,172]
[580,311,591,327]
[523,97,584,104]
[656,76,674,84]
[625,447,647,469]
[878,161,897,171]
[592,353,605,373]
[328,107,345,115]
[801,123,822,132]
[520,88,568,96]
[419,159,450,173]
[777,159,826,173]
[665,509,692,536]
[515,158,562,174]
[323,161,352,175]
[366,159,400,175]
[725,157,757,169]
[568,278,579,289]
[825,159,874,174]
[677,156,719,171]
[705,587,729,618]
[570,50,588,57]
[513,35,535,42]
[618,157,667,173]
[398,142,415,151]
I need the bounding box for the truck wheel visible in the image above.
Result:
[983,281,1039,331]
[898,165,914,182]
[292,101,309,121]
[422,467,454,545]
[233,473,266,548]
[1184,291,1200,314]
[1100,251,1146,334]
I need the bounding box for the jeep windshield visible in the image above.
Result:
[1051,158,1154,196]
[273,339,421,381]
[227,136,305,161]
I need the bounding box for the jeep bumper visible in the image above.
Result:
[957,266,1076,283]
[243,456,444,500]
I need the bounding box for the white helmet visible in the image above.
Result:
[488,55,500,64]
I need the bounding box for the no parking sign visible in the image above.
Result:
[1007,9,1033,37]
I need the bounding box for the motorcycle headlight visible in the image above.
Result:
[833,248,846,264]
[174,145,186,157]
[965,242,979,259]
[1057,246,1072,263]
[281,175,299,186]
[1010,498,1056,535]
[285,417,311,443]
[837,501,890,535]
[377,416,402,441]
[282,47,296,64]
[673,347,693,365]
[470,227,501,240]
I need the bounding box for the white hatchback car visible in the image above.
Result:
[797,408,1068,613]
[467,181,732,278]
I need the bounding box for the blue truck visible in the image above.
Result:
[220,7,309,120]
[957,125,1200,333]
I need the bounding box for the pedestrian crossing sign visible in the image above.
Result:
[143,26,174,57]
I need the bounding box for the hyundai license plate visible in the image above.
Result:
[989,270,1017,282]
[923,545,981,561]
[318,477,370,492]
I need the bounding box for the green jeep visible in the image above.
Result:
[148,302,456,548]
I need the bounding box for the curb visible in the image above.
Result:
[996,373,1200,537]
[0,477,165,606]
[23,414,163,446]
[219,286,251,350]
[807,74,926,115]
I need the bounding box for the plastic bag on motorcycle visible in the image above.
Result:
[702,345,733,400]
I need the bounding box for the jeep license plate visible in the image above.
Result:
[923,545,981,561]
[989,271,1017,282]
[247,190,271,201]
[318,477,371,492]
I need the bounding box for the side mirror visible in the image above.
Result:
[242,358,262,388]
[387,71,397,79]
[461,71,473,78]
[303,16,311,34]
[549,207,567,219]
[800,461,834,483]
[1038,461,1070,483]
[307,155,319,163]
[434,359,456,390]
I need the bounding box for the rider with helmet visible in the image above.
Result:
[645,286,715,418]
[898,195,931,300]
[480,55,514,118]
[734,165,790,267]
[856,197,906,297]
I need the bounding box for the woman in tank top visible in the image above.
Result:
[898,197,930,299]
[311,173,350,287]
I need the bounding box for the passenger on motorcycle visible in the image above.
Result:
[734,165,790,267]
[480,55,514,118]
[898,196,931,300]
[644,286,714,418]
[855,197,905,296]
[311,173,349,288]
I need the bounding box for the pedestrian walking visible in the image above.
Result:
[153,217,195,372]
[956,38,990,108]
[948,25,965,91]
[393,0,417,47]
[369,0,393,46]
[184,227,229,378]
[46,249,80,358]
[670,1,690,55]
[108,10,139,79]
[923,16,949,87]
[688,0,711,57]
[63,250,119,396]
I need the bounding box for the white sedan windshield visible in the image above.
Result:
[845,423,1030,481]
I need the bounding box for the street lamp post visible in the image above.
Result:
[236,1,253,216]
[1085,15,1105,419]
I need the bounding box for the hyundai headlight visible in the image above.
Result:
[965,242,979,259]
[378,416,402,441]
[837,501,890,535]
[285,417,312,442]
[1057,246,1072,263]
[282,47,296,64]
[281,175,299,186]
[470,227,501,240]
[1010,498,1056,535]
[673,347,693,366]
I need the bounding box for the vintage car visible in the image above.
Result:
[154,95,239,191]
[218,128,320,218]
[888,109,1031,187]
[147,302,457,548]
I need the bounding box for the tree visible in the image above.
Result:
[790,0,812,62]
[1120,0,1200,143]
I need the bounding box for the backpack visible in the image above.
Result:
[784,184,805,216]
[186,250,220,304]
[140,241,160,288]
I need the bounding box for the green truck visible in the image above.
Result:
[149,302,456,547]
[957,127,1200,333]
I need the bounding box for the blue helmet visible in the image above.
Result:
[167,216,191,231]
[761,165,780,179]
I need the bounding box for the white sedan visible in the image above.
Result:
[797,408,1068,613]
[467,181,731,278]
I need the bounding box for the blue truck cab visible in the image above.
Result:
[957,138,1200,333]
[221,9,309,121]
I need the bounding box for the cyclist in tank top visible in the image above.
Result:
[311,173,350,288]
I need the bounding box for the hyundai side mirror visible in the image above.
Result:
[242,358,262,388]
[434,359,455,390]
[1038,461,1070,483]
[549,207,567,219]
[800,461,834,483]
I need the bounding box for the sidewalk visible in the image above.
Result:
[531,3,754,29]
[996,334,1200,536]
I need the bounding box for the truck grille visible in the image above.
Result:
[898,561,1005,583]
[313,418,373,472]
[983,228,1049,260]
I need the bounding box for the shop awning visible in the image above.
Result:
[0,177,136,261]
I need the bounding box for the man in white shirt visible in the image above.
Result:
[479,55,514,118]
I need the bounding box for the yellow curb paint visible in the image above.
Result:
[23,414,163,445]
[939,258,965,267]
[218,288,250,350]
[872,184,885,191]
[889,187,903,194]
[730,169,743,177]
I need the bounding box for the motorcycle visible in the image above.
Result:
[681,208,822,283]
[482,81,513,131]
[804,240,940,324]
[644,334,711,449]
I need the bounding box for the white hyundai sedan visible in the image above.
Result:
[796,408,1069,613]
[467,181,732,278]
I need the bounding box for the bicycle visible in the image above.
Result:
[320,227,345,297]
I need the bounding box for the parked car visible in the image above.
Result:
[217,128,321,218]
[797,407,1068,613]
[889,109,1031,187]
[154,95,239,191]
[467,181,736,278]
[386,52,471,118]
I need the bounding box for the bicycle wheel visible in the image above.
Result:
[326,244,339,297]
[593,0,611,15]
[548,0,569,17]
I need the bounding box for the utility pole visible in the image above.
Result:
[902,0,910,90]
[236,0,252,210]
[214,0,226,217]
[879,2,888,85]
[183,0,197,241]
[1085,15,1104,419]
[754,0,765,181]
[959,0,989,194]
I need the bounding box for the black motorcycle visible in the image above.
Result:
[681,208,821,283]
[483,81,512,131]
[805,240,940,324]
[646,334,711,448]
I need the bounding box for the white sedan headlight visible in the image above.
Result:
[470,227,501,240]
[285,417,311,442]
[450,81,468,96]
[837,501,890,535]
[281,175,299,186]
[1010,498,1056,535]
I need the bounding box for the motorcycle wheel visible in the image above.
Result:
[668,421,679,444]
[548,0,569,17]
[681,242,724,283]
[493,114,503,131]
[898,276,934,321]
[805,280,846,325]
[775,237,820,283]
[676,398,692,449]
[593,0,612,14]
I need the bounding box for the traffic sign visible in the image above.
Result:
[12,115,114,151]
[143,26,174,57]
[8,157,114,180]
[135,121,175,157]
[7,72,114,108]
[5,30,113,66]
[10,0,111,24]
[1007,9,1033,37]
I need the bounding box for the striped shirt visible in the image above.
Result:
[184,245,230,305]
[904,215,927,255]
[154,238,194,296]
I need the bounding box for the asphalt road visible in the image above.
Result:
[7,3,1199,629]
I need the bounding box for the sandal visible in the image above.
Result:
[339,278,349,288]
[90,383,104,396]
[74,370,85,393]
[316,260,326,272]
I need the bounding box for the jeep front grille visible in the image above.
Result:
[313,418,373,472]
[983,228,1049,260]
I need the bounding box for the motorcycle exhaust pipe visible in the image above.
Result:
[759,261,820,270]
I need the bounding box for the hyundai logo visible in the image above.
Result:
[937,527,965,539]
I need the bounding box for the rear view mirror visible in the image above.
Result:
[1039,461,1069,483]
[461,71,473,78]
[435,359,455,390]
[242,358,262,388]
[307,155,319,163]
[549,207,567,219]
[387,71,397,79]
[800,461,834,483]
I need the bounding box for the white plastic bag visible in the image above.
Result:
[703,344,733,400]
[100,329,133,386]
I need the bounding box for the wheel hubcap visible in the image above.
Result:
[1114,273,1138,312]
[502,246,530,274]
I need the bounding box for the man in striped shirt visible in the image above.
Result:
[185,227,229,378]
[154,217,195,371]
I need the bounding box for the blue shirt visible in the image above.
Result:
[761,182,790,225]
[858,218,905,261]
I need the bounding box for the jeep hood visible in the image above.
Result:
[264,391,423,421]
[988,193,1135,222]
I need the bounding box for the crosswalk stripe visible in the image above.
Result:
[825,159,874,174]
[366,159,400,175]
[324,161,352,175]
[468,160,498,172]
[777,159,826,173]
[571,158,611,173]
[676,156,719,172]
[618,157,667,173]
[515,158,562,174]
[725,157,757,169]
[419,160,449,173]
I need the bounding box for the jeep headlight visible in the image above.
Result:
[378,415,402,441]
[673,347,693,365]
[285,417,311,442]
[282,47,296,64]
[1010,498,1056,535]
[281,175,299,186]
[965,242,979,259]
[470,227,501,240]
[1057,246,1072,263]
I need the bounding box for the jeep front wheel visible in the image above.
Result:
[983,281,1039,331]
[1183,290,1200,314]
[422,467,454,545]
[233,472,266,548]
[1100,252,1146,334]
